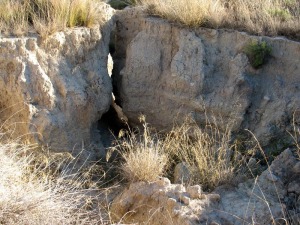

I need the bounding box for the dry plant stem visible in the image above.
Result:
[288,112,300,158]
[246,129,287,225]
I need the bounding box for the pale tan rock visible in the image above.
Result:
[293,161,300,173]
[216,148,299,225]
[114,8,300,147]
[187,185,202,199]
[174,162,191,184]
[0,4,115,159]
[110,178,211,225]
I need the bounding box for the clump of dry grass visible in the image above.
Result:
[163,118,242,191]
[0,0,29,36]
[111,117,168,183]
[137,0,300,40]
[141,0,223,28]
[112,116,242,190]
[0,0,103,37]
[0,140,105,225]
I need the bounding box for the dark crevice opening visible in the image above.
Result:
[97,26,128,149]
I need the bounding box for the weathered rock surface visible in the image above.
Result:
[113,8,300,146]
[0,3,115,158]
[111,177,216,225]
[111,149,300,225]
[215,148,299,225]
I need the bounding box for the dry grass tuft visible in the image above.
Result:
[112,116,168,183]
[163,118,242,191]
[0,140,106,225]
[0,0,29,36]
[141,0,223,28]
[112,116,242,190]
[137,0,300,40]
[0,0,103,37]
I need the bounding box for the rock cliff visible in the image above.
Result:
[113,8,300,147]
[0,4,115,159]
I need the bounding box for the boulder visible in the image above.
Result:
[173,162,192,184]
[0,3,115,159]
[110,177,214,225]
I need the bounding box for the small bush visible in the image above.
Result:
[0,0,29,36]
[244,40,272,69]
[290,112,300,158]
[114,117,168,182]
[269,8,292,21]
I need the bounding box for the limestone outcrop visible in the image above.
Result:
[0,3,115,159]
[111,149,300,225]
[113,8,300,146]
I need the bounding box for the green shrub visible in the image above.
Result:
[244,40,272,69]
[269,8,292,21]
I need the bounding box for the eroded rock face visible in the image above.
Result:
[0,3,115,159]
[113,8,300,146]
[216,148,300,224]
[111,149,300,225]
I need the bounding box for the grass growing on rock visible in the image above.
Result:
[136,0,300,40]
[0,0,103,37]
[244,40,272,68]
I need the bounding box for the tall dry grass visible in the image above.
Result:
[110,116,168,183]
[137,0,300,39]
[0,0,103,37]
[163,118,243,191]
[0,0,29,36]
[111,116,242,191]
[0,140,107,225]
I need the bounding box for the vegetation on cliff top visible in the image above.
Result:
[128,0,300,40]
[0,0,103,37]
